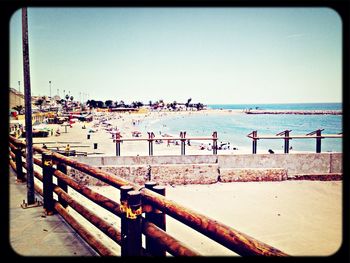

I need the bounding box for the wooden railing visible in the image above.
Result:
[247,129,342,154]
[9,135,288,257]
[114,131,219,156]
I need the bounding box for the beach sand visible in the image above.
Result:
[28,110,342,256]
[67,180,342,256]
[31,109,250,156]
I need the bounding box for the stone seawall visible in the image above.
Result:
[69,153,342,186]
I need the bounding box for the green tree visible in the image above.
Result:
[35,98,45,111]
[105,100,114,108]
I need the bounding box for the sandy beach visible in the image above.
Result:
[26,109,342,256]
[66,180,342,256]
[30,109,251,156]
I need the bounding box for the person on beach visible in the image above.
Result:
[65,144,70,154]
[55,127,61,136]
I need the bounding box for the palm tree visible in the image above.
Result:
[35,98,45,111]
[87,100,97,108]
[185,98,192,110]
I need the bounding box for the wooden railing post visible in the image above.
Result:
[276,130,292,154]
[120,185,134,256]
[14,145,26,182]
[252,131,257,154]
[284,130,290,154]
[212,131,218,155]
[316,129,322,153]
[116,132,121,156]
[145,182,166,256]
[57,162,68,208]
[180,131,186,155]
[148,132,155,156]
[42,152,55,215]
[125,190,143,256]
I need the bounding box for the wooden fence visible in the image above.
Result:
[9,135,288,257]
[247,129,342,154]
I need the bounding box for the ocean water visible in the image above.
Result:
[142,103,342,153]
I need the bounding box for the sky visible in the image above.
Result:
[9,7,342,105]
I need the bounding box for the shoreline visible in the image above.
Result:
[21,108,342,156]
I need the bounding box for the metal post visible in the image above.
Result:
[120,185,134,256]
[42,153,54,215]
[22,7,35,205]
[125,191,142,256]
[14,145,26,182]
[57,162,68,208]
[145,183,166,256]
[316,130,322,153]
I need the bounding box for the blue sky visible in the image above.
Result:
[10,7,342,104]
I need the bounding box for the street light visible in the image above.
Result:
[49,80,51,98]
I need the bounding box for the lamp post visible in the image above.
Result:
[22,7,35,205]
[49,80,51,98]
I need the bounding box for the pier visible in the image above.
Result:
[244,109,342,115]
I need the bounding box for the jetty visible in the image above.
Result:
[244,110,342,115]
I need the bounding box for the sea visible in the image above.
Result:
[141,103,342,153]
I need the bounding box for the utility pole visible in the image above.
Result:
[22,7,35,205]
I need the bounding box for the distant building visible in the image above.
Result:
[9,88,24,109]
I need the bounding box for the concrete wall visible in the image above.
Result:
[217,153,342,175]
[70,153,342,185]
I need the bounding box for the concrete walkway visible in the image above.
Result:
[9,168,98,256]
